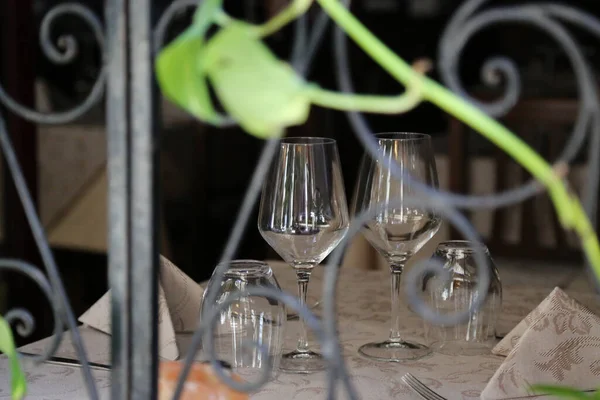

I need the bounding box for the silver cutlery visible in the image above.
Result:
[19,352,111,371]
[19,352,235,372]
[401,373,447,400]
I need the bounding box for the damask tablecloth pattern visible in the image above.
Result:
[2,259,597,399]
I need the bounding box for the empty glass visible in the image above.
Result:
[258,137,349,373]
[352,132,441,362]
[423,241,502,356]
[200,260,286,381]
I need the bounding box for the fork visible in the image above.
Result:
[401,373,448,400]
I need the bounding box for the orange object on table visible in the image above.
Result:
[158,361,249,400]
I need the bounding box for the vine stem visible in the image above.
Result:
[315,0,600,278]
[257,0,314,37]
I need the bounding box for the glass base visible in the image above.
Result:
[430,340,493,356]
[279,350,325,374]
[358,339,431,362]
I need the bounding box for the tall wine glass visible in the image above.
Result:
[258,137,349,373]
[352,132,441,362]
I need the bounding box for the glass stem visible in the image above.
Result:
[295,268,312,353]
[389,262,405,342]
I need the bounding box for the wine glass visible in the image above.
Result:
[258,137,349,373]
[352,132,441,362]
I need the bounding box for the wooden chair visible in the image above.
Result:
[447,97,584,262]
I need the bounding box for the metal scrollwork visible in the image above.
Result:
[0,114,100,399]
[329,0,600,331]
[0,1,599,399]
[0,6,108,398]
[1,259,62,362]
[0,3,106,125]
[437,1,600,299]
[438,0,600,216]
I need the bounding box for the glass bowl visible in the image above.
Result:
[200,260,286,381]
[422,241,502,356]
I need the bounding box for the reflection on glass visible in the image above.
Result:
[258,137,349,373]
[423,241,502,356]
[352,132,441,362]
[201,260,285,381]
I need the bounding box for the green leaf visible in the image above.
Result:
[0,317,26,400]
[156,26,224,126]
[202,22,311,138]
[530,384,596,399]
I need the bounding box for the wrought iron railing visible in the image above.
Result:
[0,0,599,399]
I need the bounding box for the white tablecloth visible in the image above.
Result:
[1,259,598,399]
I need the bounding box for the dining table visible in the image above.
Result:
[1,259,598,399]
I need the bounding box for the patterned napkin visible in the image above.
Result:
[79,255,204,360]
[481,287,600,399]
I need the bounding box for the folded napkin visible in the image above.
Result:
[79,255,204,360]
[482,287,600,399]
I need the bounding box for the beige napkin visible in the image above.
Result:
[79,255,204,360]
[482,287,600,399]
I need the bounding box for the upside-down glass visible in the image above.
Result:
[423,241,502,356]
[200,260,286,381]
[258,137,349,373]
[352,132,441,361]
